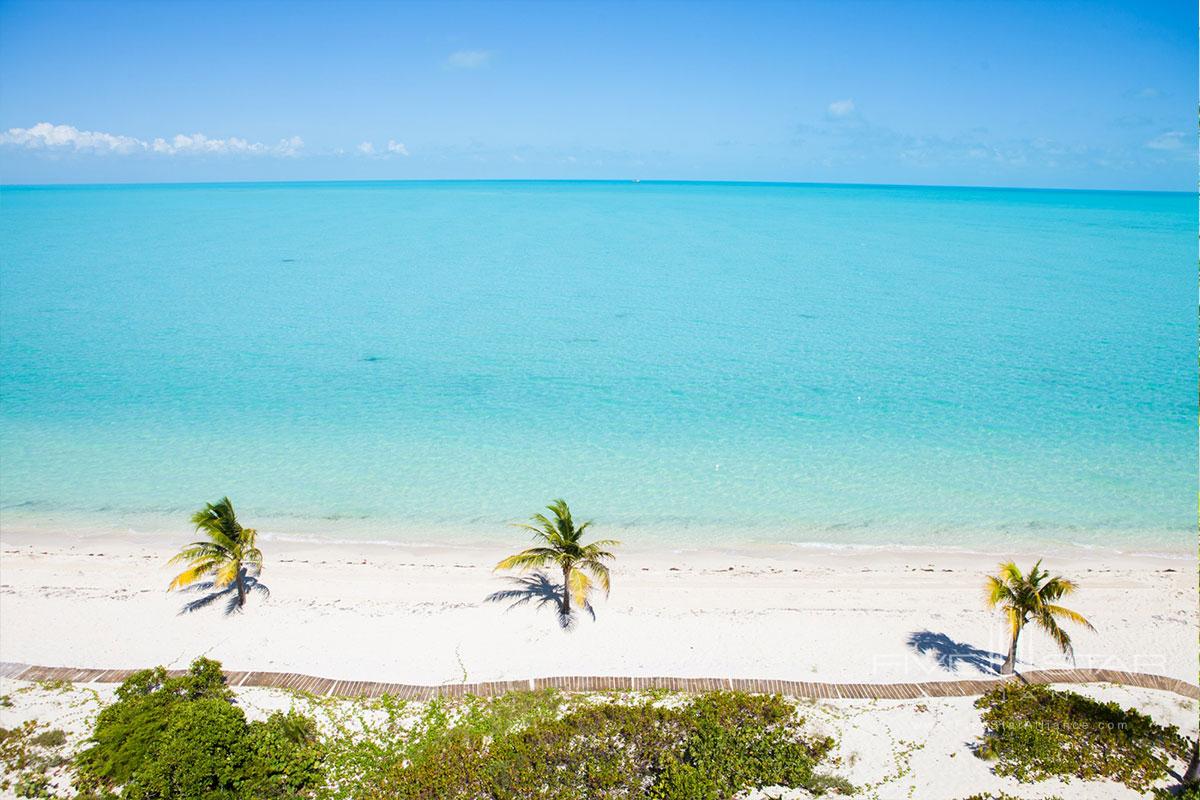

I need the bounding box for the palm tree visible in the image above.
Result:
[495,499,618,617]
[985,560,1094,675]
[168,497,263,609]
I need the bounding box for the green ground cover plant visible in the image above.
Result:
[0,720,72,798]
[974,683,1189,793]
[368,690,852,799]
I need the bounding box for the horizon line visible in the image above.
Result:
[0,177,1192,195]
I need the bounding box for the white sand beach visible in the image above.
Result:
[0,527,1197,799]
[0,528,1194,686]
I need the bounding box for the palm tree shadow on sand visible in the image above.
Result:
[485,572,594,631]
[177,571,270,616]
[906,630,1003,674]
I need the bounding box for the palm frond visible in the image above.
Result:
[213,559,240,589]
[996,561,1024,584]
[169,563,217,592]
[984,575,1013,608]
[1044,604,1094,631]
[243,547,264,574]
[167,543,228,565]
[511,522,556,547]
[1041,576,1079,600]
[567,568,593,609]
[580,539,620,561]
[495,548,559,572]
[1034,613,1076,660]
[578,559,611,595]
[1004,605,1023,637]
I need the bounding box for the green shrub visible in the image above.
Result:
[74,657,323,800]
[1153,783,1200,800]
[974,683,1189,792]
[242,712,326,799]
[76,658,232,790]
[123,699,246,800]
[70,663,847,799]
[672,691,834,798]
[313,689,569,800]
[370,691,847,799]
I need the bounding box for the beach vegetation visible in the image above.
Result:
[984,561,1093,675]
[65,658,851,799]
[73,657,323,799]
[0,720,71,798]
[1154,785,1200,800]
[973,683,1189,792]
[955,794,1063,800]
[1187,737,1200,785]
[494,498,618,622]
[302,688,568,799]
[167,497,264,610]
[369,690,850,799]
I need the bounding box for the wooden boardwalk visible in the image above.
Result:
[1,662,1196,702]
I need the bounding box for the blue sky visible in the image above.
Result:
[0,0,1193,189]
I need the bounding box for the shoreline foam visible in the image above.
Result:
[0,509,1192,562]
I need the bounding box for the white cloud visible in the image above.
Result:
[0,122,304,157]
[151,133,304,157]
[446,49,492,69]
[1145,131,1186,151]
[827,99,856,118]
[0,122,144,153]
[276,136,304,157]
[355,140,410,158]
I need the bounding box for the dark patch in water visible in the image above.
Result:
[281,258,296,263]
[362,355,387,363]
[566,338,600,345]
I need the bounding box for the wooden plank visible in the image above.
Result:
[3,661,1197,702]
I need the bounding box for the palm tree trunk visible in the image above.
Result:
[1001,626,1020,675]
[561,564,571,616]
[1184,736,1200,783]
[235,568,246,608]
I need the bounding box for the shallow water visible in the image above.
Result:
[0,181,1193,550]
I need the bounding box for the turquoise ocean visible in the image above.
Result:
[0,181,1194,552]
